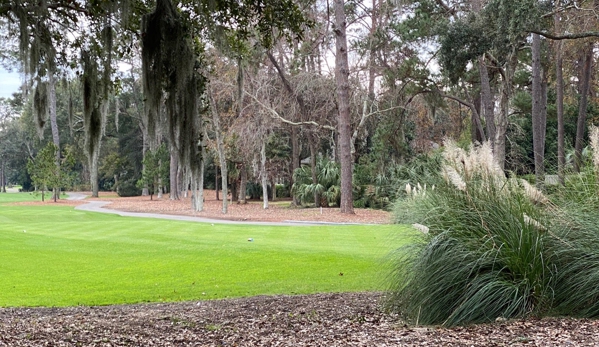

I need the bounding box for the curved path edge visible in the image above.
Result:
[67,192,348,226]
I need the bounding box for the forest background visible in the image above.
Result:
[0,0,598,213]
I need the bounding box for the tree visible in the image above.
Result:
[573,43,594,173]
[137,143,169,200]
[334,0,354,214]
[26,142,73,202]
[531,33,547,188]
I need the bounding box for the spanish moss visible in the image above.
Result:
[141,0,206,210]
[33,79,47,139]
[82,50,105,197]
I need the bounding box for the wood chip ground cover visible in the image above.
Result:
[5,193,599,345]
[1,293,599,346]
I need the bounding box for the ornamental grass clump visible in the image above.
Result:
[547,125,599,318]
[389,140,554,326]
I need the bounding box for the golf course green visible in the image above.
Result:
[0,193,410,307]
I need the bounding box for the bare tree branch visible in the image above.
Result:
[529,29,599,40]
[242,88,336,131]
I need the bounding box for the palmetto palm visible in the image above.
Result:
[292,155,341,207]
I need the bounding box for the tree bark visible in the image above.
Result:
[90,149,100,198]
[169,148,179,200]
[261,140,269,209]
[239,163,247,204]
[48,73,61,200]
[574,43,594,173]
[479,57,495,147]
[192,131,207,212]
[531,33,546,189]
[495,52,517,170]
[334,0,354,214]
[555,14,565,185]
[291,126,300,206]
[309,135,319,207]
[215,164,219,201]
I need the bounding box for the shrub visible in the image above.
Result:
[388,141,554,326]
[117,178,142,197]
[389,131,599,326]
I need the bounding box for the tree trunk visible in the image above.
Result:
[334,0,354,214]
[231,173,238,202]
[555,15,565,185]
[531,33,546,189]
[495,52,517,170]
[271,177,276,202]
[1,160,5,193]
[48,73,61,201]
[291,126,300,206]
[209,88,228,214]
[157,165,163,199]
[479,56,495,148]
[192,132,207,212]
[169,149,179,200]
[309,136,320,207]
[90,148,100,198]
[472,95,484,143]
[215,164,219,201]
[368,0,377,102]
[574,44,594,173]
[239,163,247,204]
[140,128,149,196]
[261,140,269,209]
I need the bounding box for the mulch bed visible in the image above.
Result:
[12,190,391,224]
[1,292,598,346]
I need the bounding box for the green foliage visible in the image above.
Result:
[0,196,405,307]
[26,143,74,200]
[136,143,169,198]
[439,15,492,84]
[292,155,341,207]
[353,151,443,209]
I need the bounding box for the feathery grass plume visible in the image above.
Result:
[520,179,549,205]
[523,214,547,232]
[442,139,467,176]
[405,183,412,197]
[442,166,466,191]
[411,223,429,234]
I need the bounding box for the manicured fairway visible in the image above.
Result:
[0,193,411,307]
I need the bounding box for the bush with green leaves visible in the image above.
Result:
[388,137,599,326]
[353,152,443,210]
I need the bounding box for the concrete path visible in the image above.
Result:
[67,192,323,226]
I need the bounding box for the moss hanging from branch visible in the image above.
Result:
[141,0,206,179]
[82,51,103,162]
[33,79,48,139]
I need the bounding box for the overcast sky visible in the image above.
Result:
[0,67,21,99]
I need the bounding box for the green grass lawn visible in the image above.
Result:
[0,193,412,307]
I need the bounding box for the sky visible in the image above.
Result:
[0,67,22,99]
